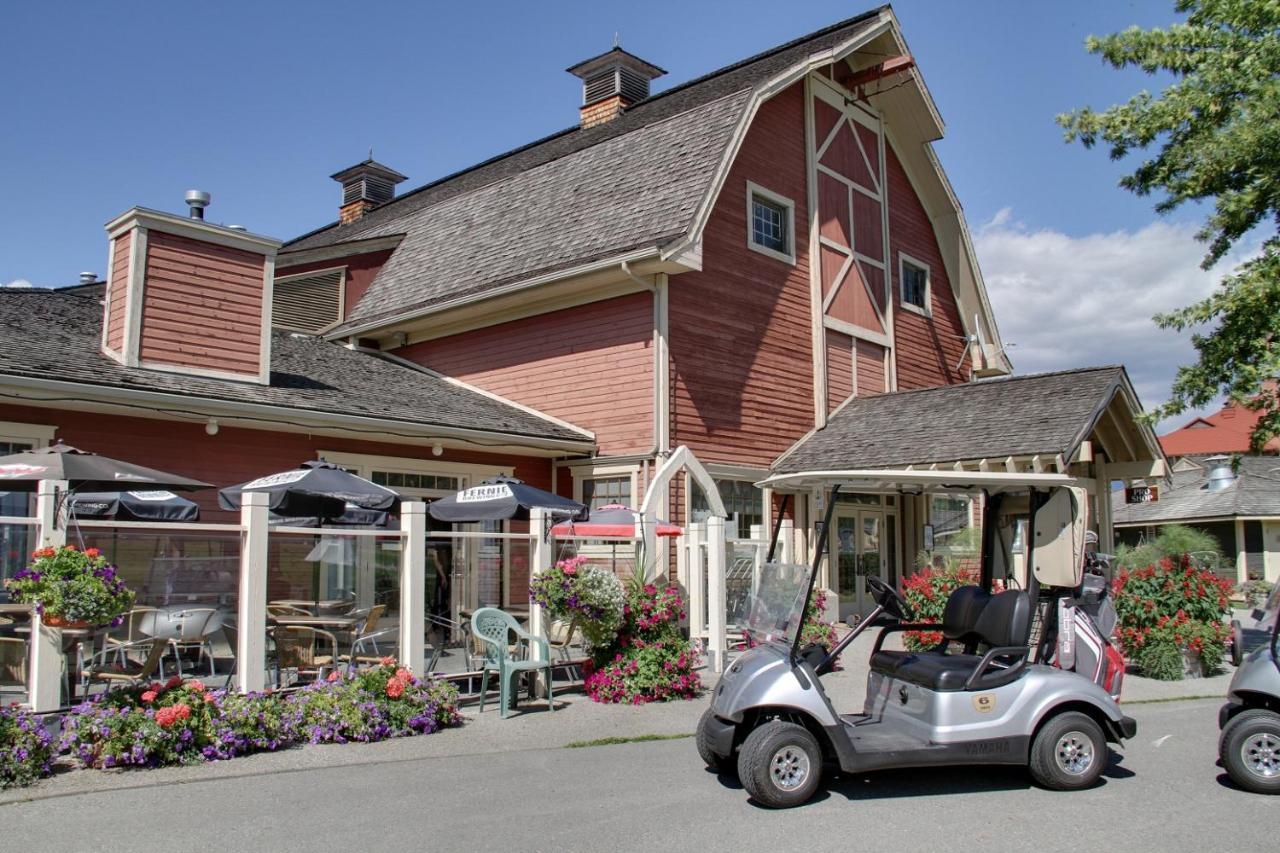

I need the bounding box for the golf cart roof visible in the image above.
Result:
[757,469,1079,494]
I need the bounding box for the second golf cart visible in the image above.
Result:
[697,481,1136,808]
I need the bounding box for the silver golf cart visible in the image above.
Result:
[697,478,1136,808]
[1218,584,1280,794]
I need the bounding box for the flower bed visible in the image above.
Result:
[585,580,702,705]
[1,706,54,789]
[1113,555,1233,680]
[5,545,134,627]
[60,663,460,771]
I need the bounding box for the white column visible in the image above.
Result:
[529,508,552,695]
[780,518,795,564]
[706,516,727,674]
[27,480,67,711]
[399,501,427,674]
[1095,460,1115,553]
[687,522,705,640]
[236,492,269,693]
[1235,519,1249,586]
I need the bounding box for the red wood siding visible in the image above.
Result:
[886,143,969,389]
[275,249,395,323]
[104,232,130,353]
[0,402,550,524]
[396,293,653,455]
[826,330,853,413]
[670,83,814,468]
[856,339,886,394]
[137,232,265,377]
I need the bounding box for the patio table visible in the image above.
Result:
[269,599,353,615]
[268,615,360,630]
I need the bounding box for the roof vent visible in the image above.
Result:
[184,190,211,220]
[567,46,666,127]
[1205,455,1236,491]
[227,225,248,232]
[78,272,98,285]
[330,158,408,224]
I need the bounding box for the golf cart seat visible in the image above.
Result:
[874,590,1032,692]
[870,585,992,675]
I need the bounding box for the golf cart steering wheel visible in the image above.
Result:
[865,576,910,620]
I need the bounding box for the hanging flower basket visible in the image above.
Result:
[4,545,134,629]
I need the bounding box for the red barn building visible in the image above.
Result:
[5,8,1158,619]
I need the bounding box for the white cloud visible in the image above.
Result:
[2,279,33,289]
[974,210,1260,431]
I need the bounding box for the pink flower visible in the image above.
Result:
[327,671,340,682]
[386,678,405,699]
[186,679,206,693]
[140,690,158,703]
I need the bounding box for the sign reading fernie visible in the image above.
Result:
[457,484,515,503]
[1125,486,1160,505]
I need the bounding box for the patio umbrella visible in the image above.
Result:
[550,504,681,538]
[427,474,586,523]
[268,503,391,529]
[65,490,201,522]
[218,459,400,521]
[0,443,211,491]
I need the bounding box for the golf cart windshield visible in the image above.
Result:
[1259,584,1280,633]
[742,561,815,649]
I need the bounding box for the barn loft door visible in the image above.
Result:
[812,75,889,413]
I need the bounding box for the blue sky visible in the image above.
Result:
[0,1,1234,424]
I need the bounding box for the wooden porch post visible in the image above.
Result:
[27,479,67,711]
[236,491,269,694]
[399,501,427,674]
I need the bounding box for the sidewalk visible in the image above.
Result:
[0,627,1237,806]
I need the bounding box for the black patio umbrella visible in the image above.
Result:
[268,503,391,529]
[427,474,587,523]
[66,490,201,522]
[218,459,400,522]
[0,443,211,491]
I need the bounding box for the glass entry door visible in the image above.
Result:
[833,510,886,623]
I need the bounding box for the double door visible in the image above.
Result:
[831,509,893,623]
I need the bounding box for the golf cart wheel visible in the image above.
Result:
[1029,711,1107,790]
[696,708,736,774]
[1220,709,1280,794]
[738,720,822,808]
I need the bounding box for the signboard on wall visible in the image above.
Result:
[1125,486,1160,505]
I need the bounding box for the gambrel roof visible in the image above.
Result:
[282,9,895,336]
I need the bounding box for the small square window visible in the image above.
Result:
[900,256,930,314]
[581,476,632,511]
[746,182,795,264]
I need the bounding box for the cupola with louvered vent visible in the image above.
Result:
[567,46,666,128]
[331,158,408,224]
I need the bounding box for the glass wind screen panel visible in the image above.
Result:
[582,476,632,511]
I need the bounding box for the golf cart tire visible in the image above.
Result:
[1220,709,1280,795]
[696,708,736,774]
[738,720,823,808]
[1029,711,1107,791]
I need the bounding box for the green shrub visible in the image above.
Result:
[1115,524,1222,573]
[1135,640,1186,681]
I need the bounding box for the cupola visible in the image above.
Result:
[331,158,408,224]
[567,46,666,128]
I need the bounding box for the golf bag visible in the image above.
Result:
[1050,555,1125,700]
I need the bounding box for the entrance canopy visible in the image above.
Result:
[765,366,1167,493]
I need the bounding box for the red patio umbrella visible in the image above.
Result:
[550,504,682,538]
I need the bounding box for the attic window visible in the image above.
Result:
[272,268,344,333]
[746,181,795,265]
[899,254,931,315]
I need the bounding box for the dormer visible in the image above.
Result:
[567,46,666,128]
[101,199,281,384]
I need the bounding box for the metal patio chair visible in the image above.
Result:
[472,607,554,719]
[168,607,220,677]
